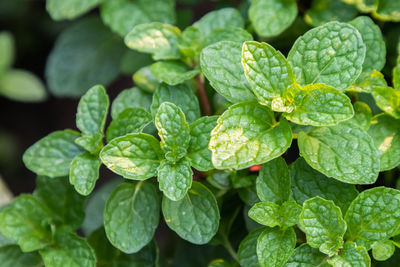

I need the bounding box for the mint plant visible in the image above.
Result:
[1,0,400,266]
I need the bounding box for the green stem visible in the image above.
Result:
[223,237,238,261]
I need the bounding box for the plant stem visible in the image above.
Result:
[223,237,238,261]
[195,74,212,116]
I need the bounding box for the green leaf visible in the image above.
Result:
[288,21,366,91]
[280,201,302,229]
[200,41,255,103]
[100,133,163,180]
[249,0,297,37]
[375,0,400,22]
[0,245,42,267]
[23,130,84,178]
[193,7,244,37]
[46,17,125,97]
[106,108,152,142]
[39,231,96,267]
[347,101,372,130]
[150,61,199,86]
[100,0,175,36]
[290,157,358,213]
[284,244,330,267]
[111,87,152,119]
[46,0,100,20]
[248,202,280,227]
[104,182,160,253]
[327,242,370,267]
[368,114,400,171]
[155,102,191,162]
[0,195,53,252]
[344,187,400,249]
[0,32,14,73]
[349,16,386,75]
[125,22,181,60]
[75,133,103,155]
[239,184,261,206]
[203,27,253,47]
[372,240,396,261]
[298,123,380,184]
[76,85,109,138]
[372,86,400,119]
[305,0,358,27]
[187,116,218,171]
[299,197,346,256]
[158,158,192,201]
[162,181,220,244]
[133,66,161,93]
[237,228,263,267]
[120,50,153,75]
[151,83,200,123]
[34,176,85,230]
[348,69,388,93]
[209,102,292,170]
[256,157,291,204]
[0,69,47,102]
[69,152,101,196]
[256,227,296,267]
[242,41,295,105]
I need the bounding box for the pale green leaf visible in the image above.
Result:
[75,133,103,155]
[372,86,400,119]
[327,242,370,267]
[69,152,101,196]
[237,228,263,267]
[280,201,302,229]
[284,244,330,267]
[372,240,396,261]
[248,202,280,227]
[347,101,372,130]
[111,87,152,119]
[348,70,388,93]
[46,0,100,20]
[132,67,160,93]
[203,27,253,47]
[305,0,358,27]
[150,61,199,86]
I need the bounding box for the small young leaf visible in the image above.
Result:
[256,157,291,204]
[242,41,295,105]
[280,201,302,229]
[347,101,372,130]
[248,202,280,227]
[125,22,181,60]
[299,197,346,256]
[187,115,218,171]
[284,244,330,267]
[256,227,296,267]
[104,182,160,253]
[348,69,388,93]
[100,133,163,180]
[237,228,263,267]
[200,41,256,103]
[0,32,14,73]
[249,0,298,37]
[46,0,100,20]
[157,158,193,201]
[345,187,400,249]
[75,133,103,155]
[209,102,292,170]
[0,195,53,252]
[368,114,400,171]
[162,181,219,244]
[298,123,380,184]
[372,86,400,119]
[203,27,253,47]
[69,152,101,196]
[288,21,366,90]
[133,67,161,93]
[111,87,152,119]
[327,242,370,267]
[150,61,199,86]
[23,130,84,178]
[305,0,358,26]
[372,240,396,261]
[0,245,42,267]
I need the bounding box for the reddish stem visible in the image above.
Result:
[195,74,212,116]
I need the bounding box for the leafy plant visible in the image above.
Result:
[1,0,400,266]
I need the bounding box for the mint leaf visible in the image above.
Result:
[120,50,153,75]
[106,108,152,142]
[104,182,160,253]
[256,157,291,204]
[376,0,400,21]
[39,231,96,267]
[327,242,370,267]
[200,41,256,103]
[372,86,400,119]
[203,27,253,46]
[187,116,218,171]
[111,87,152,119]
[100,0,175,36]
[0,195,53,252]
[193,8,244,37]
[150,61,199,86]
[368,114,400,171]
[347,101,372,130]
[249,0,297,37]
[34,176,85,230]
[238,228,263,267]
[282,83,354,126]
[209,102,292,169]
[162,181,219,244]
[290,157,358,213]
[46,0,100,20]
[23,130,84,178]
[151,83,200,123]
[100,133,163,180]
[0,32,14,73]
[284,244,330,267]
[298,123,380,184]
[69,152,101,196]
[299,197,346,256]
[372,240,396,261]
[46,17,125,97]
[157,158,193,201]
[242,41,295,105]
[280,201,302,229]
[155,102,191,162]
[248,202,280,227]
[0,245,42,267]
[345,187,400,249]
[178,26,202,66]
[75,133,103,155]
[305,0,357,26]
[257,227,296,267]
[124,22,181,60]
[349,69,388,93]
[133,66,161,94]
[288,21,366,90]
